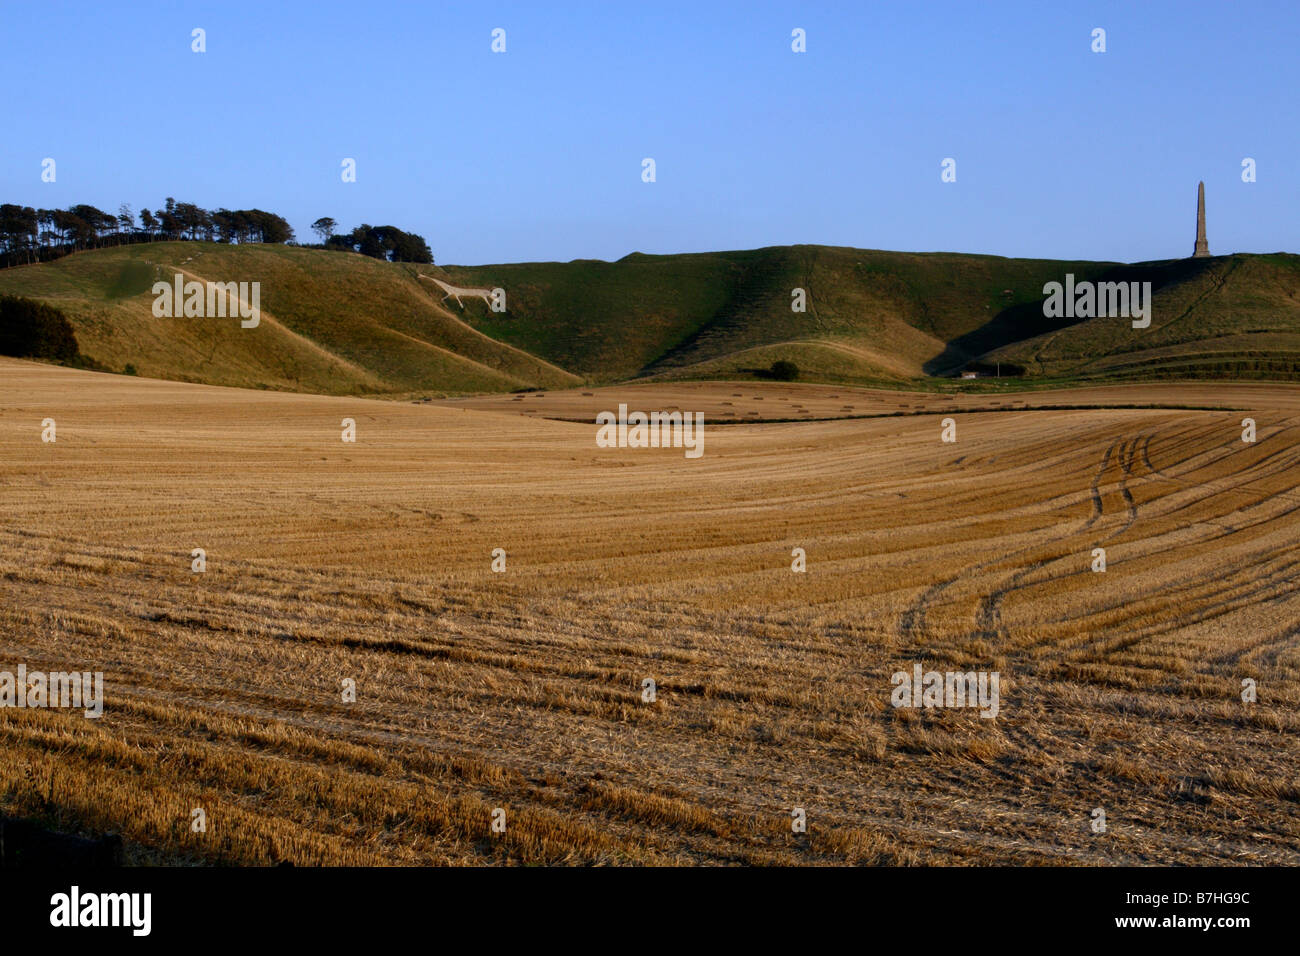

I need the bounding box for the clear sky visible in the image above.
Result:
[2,0,1295,265]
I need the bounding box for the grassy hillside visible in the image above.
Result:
[985,254,1300,381]
[0,242,579,395]
[444,246,1300,386]
[2,242,1297,394]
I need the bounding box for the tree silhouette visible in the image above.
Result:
[311,217,337,244]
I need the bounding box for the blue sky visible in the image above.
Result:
[2,0,1296,265]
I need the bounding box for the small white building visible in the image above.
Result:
[961,371,978,379]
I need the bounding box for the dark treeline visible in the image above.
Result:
[0,294,79,361]
[0,199,294,268]
[0,200,433,269]
[323,222,433,265]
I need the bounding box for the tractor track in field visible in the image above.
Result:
[973,422,1300,672]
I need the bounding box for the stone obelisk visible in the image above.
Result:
[1192,181,1210,257]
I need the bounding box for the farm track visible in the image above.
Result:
[1,360,1298,865]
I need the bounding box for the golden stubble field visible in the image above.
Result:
[2,356,1298,865]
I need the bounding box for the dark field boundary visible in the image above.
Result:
[542,403,1242,426]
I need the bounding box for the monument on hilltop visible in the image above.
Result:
[1192,181,1210,258]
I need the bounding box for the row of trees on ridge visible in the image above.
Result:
[0,200,433,268]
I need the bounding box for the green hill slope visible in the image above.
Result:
[983,254,1300,381]
[444,246,1300,385]
[2,241,1297,394]
[0,242,579,395]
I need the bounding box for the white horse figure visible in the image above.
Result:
[420,274,494,309]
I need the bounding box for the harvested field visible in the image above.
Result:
[437,380,1275,422]
[1,357,1298,865]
